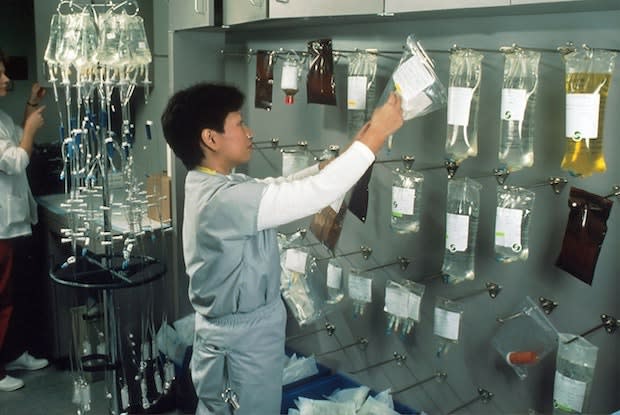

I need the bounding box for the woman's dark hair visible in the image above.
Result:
[0,49,7,66]
[161,83,244,170]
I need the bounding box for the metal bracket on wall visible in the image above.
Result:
[357,256,410,273]
[286,322,336,343]
[349,352,407,374]
[496,296,557,324]
[390,371,448,395]
[539,296,559,315]
[316,337,369,357]
[447,388,494,414]
[316,246,372,262]
[564,314,618,344]
[375,155,415,171]
[471,168,511,185]
[604,185,620,199]
[522,177,568,194]
[451,282,502,302]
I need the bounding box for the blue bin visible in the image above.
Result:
[281,372,419,414]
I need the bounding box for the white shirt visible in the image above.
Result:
[0,109,38,239]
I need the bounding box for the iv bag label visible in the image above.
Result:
[407,293,422,321]
[348,274,372,303]
[281,64,299,91]
[347,76,368,110]
[392,186,416,216]
[501,88,528,121]
[495,207,523,249]
[553,371,587,412]
[446,213,469,252]
[385,286,410,318]
[566,93,600,139]
[285,249,307,274]
[393,57,435,100]
[434,306,461,341]
[448,87,474,126]
[327,263,343,289]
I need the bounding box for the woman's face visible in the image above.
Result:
[0,62,10,97]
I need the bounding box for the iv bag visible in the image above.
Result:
[347,51,378,135]
[281,248,324,326]
[73,10,99,71]
[379,34,447,121]
[553,334,598,414]
[560,48,616,177]
[441,177,482,284]
[445,49,483,164]
[434,296,463,356]
[125,14,152,65]
[55,12,83,67]
[309,200,347,253]
[44,14,66,66]
[498,49,541,171]
[348,270,372,318]
[494,185,535,263]
[255,50,275,110]
[325,259,344,304]
[384,279,425,336]
[491,296,558,380]
[307,39,337,106]
[97,12,130,67]
[282,146,312,176]
[390,167,424,233]
[555,187,613,285]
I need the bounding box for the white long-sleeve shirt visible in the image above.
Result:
[0,109,38,239]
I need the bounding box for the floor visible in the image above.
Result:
[0,365,182,415]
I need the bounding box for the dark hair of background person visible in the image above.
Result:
[161,83,244,170]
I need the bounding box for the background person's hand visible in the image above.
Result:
[29,82,46,105]
[24,105,45,136]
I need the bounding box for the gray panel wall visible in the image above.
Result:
[219,8,619,415]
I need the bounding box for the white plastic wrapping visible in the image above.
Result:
[281,248,324,326]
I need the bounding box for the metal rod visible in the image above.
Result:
[450,282,501,302]
[316,338,368,357]
[564,314,618,344]
[521,177,568,194]
[349,352,406,374]
[604,185,620,199]
[251,137,279,147]
[358,257,410,273]
[316,246,372,262]
[447,388,494,414]
[469,168,510,185]
[287,241,322,250]
[390,371,447,395]
[286,322,336,342]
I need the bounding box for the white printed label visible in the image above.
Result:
[495,207,523,251]
[385,286,410,318]
[448,87,474,126]
[501,88,528,121]
[392,187,416,216]
[327,263,343,289]
[138,41,146,49]
[446,213,469,252]
[393,57,435,99]
[106,32,116,40]
[285,249,307,274]
[434,307,461,341]
[348,274,372,303]
[553,371,587,412]
[407,293,422,321]
[281,64,299,91]
[566,93,600,139]
[347,76,368,110]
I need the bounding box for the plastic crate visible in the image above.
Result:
[283,347,332,391]
[281,373,419,414]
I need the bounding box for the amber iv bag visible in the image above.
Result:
[555,187,613,285]
[498,48,541,171]
[445,48,483,164]
[255,50,275,111]
[560,48,616,177]
[307,38,336,106]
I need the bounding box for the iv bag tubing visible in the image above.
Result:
[390,371,447,395]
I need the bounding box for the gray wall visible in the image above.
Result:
[169,6,620,415]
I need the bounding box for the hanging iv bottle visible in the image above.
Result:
[390,167,424,233]
[441,177,482,284]
[498,49,541,171]
[281,58,300,105]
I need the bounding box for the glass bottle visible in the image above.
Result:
[281,57,300,105]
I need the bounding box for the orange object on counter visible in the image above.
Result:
[506,351,538,365]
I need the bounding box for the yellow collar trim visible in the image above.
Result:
[196,166,218,175]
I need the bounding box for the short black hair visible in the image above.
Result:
[161,83,244,170]
[0,49,7,66]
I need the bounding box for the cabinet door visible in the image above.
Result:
[169,0,214,31]
[385,0,509,13]
[269,0,383,19]
[224,0,268,25]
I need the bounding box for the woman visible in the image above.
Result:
[0,49,49,392]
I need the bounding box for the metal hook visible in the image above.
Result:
[557,42,577,56]
[286,322,336,342]
[316,246,372,262]
[349,352,407,374]
[447,388,494,414]
[539,297,558,315]
[445,160,459,179]
[471,168,510,185]
[604,185,620,199]
[358,257,410,273]
[376,155,416,171]
[451,282,502,302]
[316,337,368,357]
[564,314,618,344]
[390,371,447,395]
[252,137,279,149]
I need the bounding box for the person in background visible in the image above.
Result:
[161,82,403,415]
[0,49,49,392]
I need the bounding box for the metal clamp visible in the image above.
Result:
[451,282,501,302]
[221,388,240,411]
[471,168,510,185]
[539,297,558,315]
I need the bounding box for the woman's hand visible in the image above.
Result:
[356,93,404,154]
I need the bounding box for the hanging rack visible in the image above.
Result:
[375,155,416,171]
[469,168,511,185]
[496,296,558,323]
[316,337,368,357]
[286,322,336,342]
[446,388,494,414]
[390,371,447,395]
[519,177,568,195]
[449,282,502,302]
[357,257,410,273]
[564,314,618,344]
[316,246,372,262]
[604,185,620,199]
[349,352,407,374]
